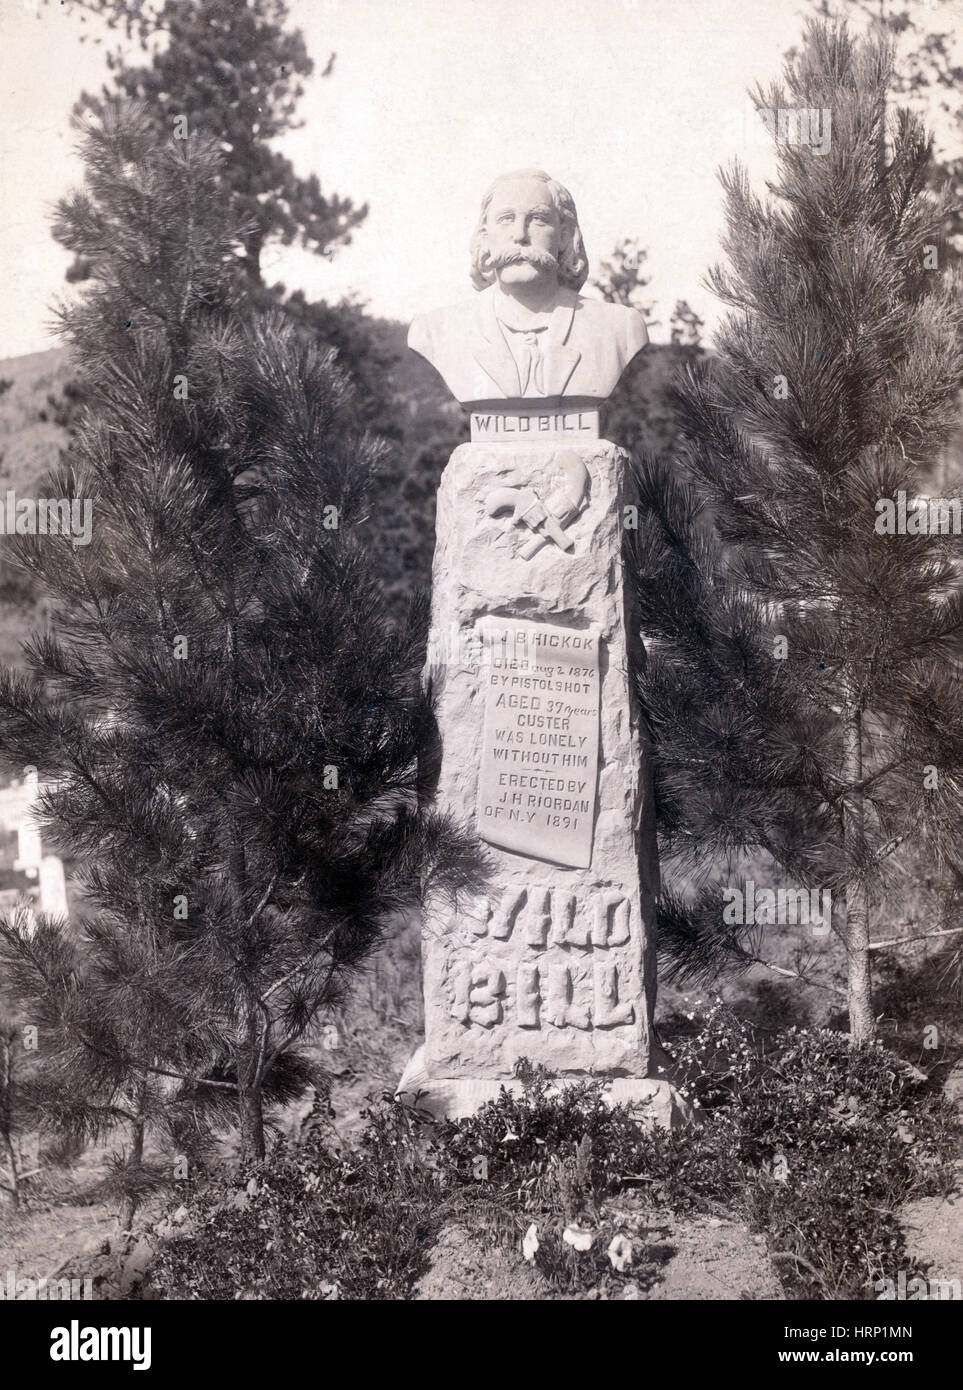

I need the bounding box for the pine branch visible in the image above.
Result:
[740,951,847,997]
[868,927,963,951]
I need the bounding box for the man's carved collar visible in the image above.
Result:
[472,285,581,398]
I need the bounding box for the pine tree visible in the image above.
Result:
[43,0,397,468]
[54,0,365,285]
[0,105,473,1199]
[591,239,657,320]
[0,905,221,1228]
[809,0,963,262]
[628,21,963,1040]
[669,301,705,348]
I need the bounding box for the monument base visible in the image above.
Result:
[395,1045,694,1129]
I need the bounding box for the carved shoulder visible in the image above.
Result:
[572,297,648,362]
[407,308,439,363]
[619,302,649,359]
[408,301,475,369]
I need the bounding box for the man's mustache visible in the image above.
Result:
[490,246,558,271]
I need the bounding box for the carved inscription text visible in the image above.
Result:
[475,617,600,868]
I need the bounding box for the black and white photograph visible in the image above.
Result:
[0,0,961,1357]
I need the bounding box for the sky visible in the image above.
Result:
[0,0,960,359]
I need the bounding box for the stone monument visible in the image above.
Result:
[398,170,685,1126]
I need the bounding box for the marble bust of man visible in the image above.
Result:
[408,169,648,409]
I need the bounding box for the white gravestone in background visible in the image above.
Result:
[39,853,69,919]
[14,768,43,875]
[398,170,686,1124]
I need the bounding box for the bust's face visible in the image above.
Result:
[484,175,561,292]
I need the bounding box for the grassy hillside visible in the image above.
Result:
[0,347,72,484]
[0,346,73,668]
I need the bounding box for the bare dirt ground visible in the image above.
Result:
[2,1167,956,1302]
[0,1141,120,1298]
[901,1181,963,1293]
[416,1210,782,1301]
[0,1202,115,1292]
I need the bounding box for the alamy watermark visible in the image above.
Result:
[0,1268,94,1300]
[718,102,832,155]
[722,881,831,936]
[0,490,93,547]
[49,1320,151,1370]
[874,1271,961,1301]
[874,491,961,536]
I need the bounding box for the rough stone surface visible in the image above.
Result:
[119,1234,157,1296]
[942,1060,963,1117]
[417,439,660,1089]
[397,1044,686,1130]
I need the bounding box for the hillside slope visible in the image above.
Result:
[0,346,72,667]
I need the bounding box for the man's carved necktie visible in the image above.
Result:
[502,322,548,396]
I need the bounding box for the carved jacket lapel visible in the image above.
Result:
[471,284,582,399]
[542,289,581,397]
[472,288,521,397]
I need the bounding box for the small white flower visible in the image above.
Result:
[607,1233,634,1272]
[500,1128,519,1143]
[522,1223,540,1262]
[563,1224,594,1252]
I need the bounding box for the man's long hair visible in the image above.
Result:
[470,169,588,292]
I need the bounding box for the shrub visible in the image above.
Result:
[148,1009,958,1300]
[637,1001,959,1297]
[149,1096,442,1301]
[432,1064,657,1296]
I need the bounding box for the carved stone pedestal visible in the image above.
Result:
[397,1044,688,1128]
[398,439,688,1128]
